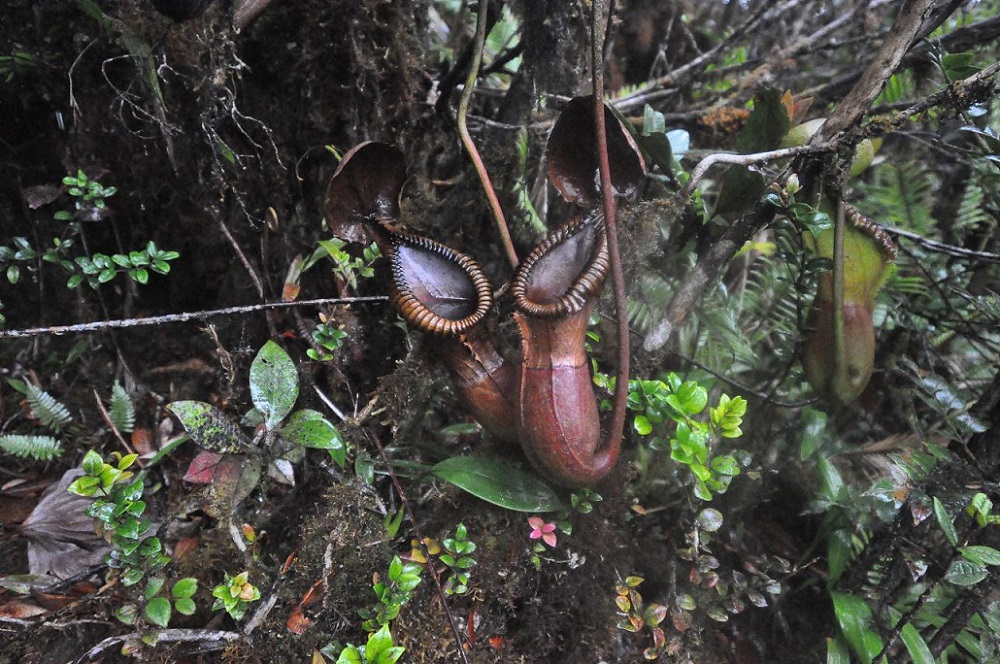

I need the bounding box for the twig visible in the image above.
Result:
[456,0,518,270]
[74,629,241,663]
[0,296,388,339]
[817,0,938,142]
[93,388,135,455]
[217,216,265,300]
[675,143,836,209]
[591,0,628,468]
[612,0,778,113]
[882,224,1000,264]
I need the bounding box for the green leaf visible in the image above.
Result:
[172,578,198,599]
[816,457,846,504]
[174,597,196,615]
[825,636,851,664]
[961,545,1000,567]
[945,559,987,586]
[430,456,564,513]
[114,603,138,625]
[933,496,959,548]
[899,621,934,664]
[144,576,165,600]
[831,592,883,664]
[633,415,653,435]
[249,341,299,428]
[144,596,171,627]
[81,449,105,476]
[366,625,393,662]
[280,409,345,465]
[167,401,252,454]
[337,645,363,664]
[799,407,828,460]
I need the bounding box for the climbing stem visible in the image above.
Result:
[456,0,518,270]
[591,0,629,458]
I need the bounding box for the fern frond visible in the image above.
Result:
[953,183,990,233]
[0,434,63,460]
[860,162,934,233]
[110,382,135,434]
[26,383,72,431]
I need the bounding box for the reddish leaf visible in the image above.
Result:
[183,450,226,483]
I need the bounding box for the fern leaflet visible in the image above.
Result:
[26,383,72,431]
[110,382,135,434]
[0,434,63,460]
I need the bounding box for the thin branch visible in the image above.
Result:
[817,0,939,142]
[0,296,388,339]
[456,0,518,270]
[592,0,628,465]
[613,0,779,112]
[883,224,1000,264]
[74,629,241,663]
[675,142,836,208]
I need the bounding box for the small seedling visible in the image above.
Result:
[116,576,198,627]
[359,556,423,632]
[614,576,669,660]
[212,571,261,621]
[439,523,477,596]
[68,450,169,587]
[169,340,346,509]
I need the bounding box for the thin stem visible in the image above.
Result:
[0,296,388,339]
[456,0,518,269]
[592,0,628,460]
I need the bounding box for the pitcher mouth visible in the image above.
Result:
[511,213,609,318]
[385,229,494,336]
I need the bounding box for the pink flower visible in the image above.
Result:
[528,516,557,548]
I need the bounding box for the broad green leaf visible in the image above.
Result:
[366,624,393,661]
[144,596,171,627]
[172,578,198,599]
[816,457,846,504]
[799,407,828,460]
[249,341,298,428]
[826,635,851,664]
[144,576,165,600]
[167,401,251,454]
[945,559,987,586]
[961,545,1000,567]
[174,597,196,616]
[280,409,345,466]
[831,591,883,664]
[430,456,564,513]
[933,496,959,548]
[899,622,934,664]
[114,603,138,625]
[337,646,363,664]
